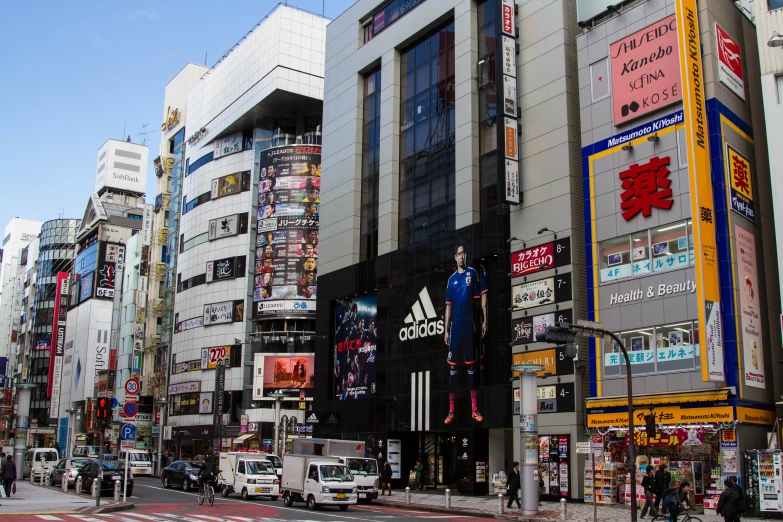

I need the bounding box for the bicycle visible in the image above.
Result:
[197,478,215,507]
[651,509,702,522]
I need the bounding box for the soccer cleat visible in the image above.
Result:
[444,411,455,424]
[472,409,484,422]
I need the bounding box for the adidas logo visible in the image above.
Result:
[306,413,319,424]
[399,287,444,341]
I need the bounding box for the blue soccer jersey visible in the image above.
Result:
[446,267,480,323]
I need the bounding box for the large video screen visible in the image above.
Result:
[334,293,377,400]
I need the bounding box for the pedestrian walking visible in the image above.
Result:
[414,458,424,491]
[641,464,657,517]
[1,454,16,498]
[717,479,740,522]
[729,477,745,521]
[506,462,521,509]
[381,461,393,495]
[654,464,671,514]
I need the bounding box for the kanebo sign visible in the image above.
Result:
[399,287,444,341]
[609,279,696,305]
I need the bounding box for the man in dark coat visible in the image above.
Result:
[1,454,16,497]
[654,464,671,513]
[506,462,521,509]
[717,479,740,522]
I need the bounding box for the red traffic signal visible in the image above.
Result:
[95,398,111,423]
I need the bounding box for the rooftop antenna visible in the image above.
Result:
[123,121,127,141]
[205,52,207,66]
[137,123,153,146]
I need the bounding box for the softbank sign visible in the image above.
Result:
[399,288,444,341]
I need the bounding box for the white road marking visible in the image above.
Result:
[35,517,63,521]
[72,516,110,522]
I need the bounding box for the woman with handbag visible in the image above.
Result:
[1,454,16,497]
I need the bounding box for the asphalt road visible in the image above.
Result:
[126,476,494,521]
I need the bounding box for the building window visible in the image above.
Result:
[186,152,214,177]
[770,0,783,10]
[603,321,700,377]
[777,75,783,103]
[478,0,498,218]
[398,21,456,246]
[361,68,381,261]
[598,220,694,283]
[182,192,211,215]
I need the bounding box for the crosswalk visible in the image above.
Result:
[33,515,271,522]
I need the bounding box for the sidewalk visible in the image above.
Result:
[0,479,133,515]
[373,489,770,522]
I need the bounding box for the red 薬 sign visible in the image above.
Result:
[501,0,514,36]
[512,244,554,277]
[619,156,673,221]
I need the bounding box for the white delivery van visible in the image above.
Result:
[23,448,59,480]
[291,438,378,502]
[281,454,357,511]
[219,452,280,500]
[261,453,283,478]
[120,449,153,476]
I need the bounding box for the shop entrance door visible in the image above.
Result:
[418,433,456,488]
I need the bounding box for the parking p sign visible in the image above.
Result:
[121,423,137,441]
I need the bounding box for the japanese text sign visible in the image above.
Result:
[511,238,571,277]
[619,156,673,221]
[726,144,754,221]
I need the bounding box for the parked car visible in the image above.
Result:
[49,458,92,487]
[23,448,59,480]
[72,446,101,459]
[101,454,119,468]
[161,460,203,491]
[76,461,134,496]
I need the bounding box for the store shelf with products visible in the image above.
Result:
[703,466,723,510]
[586,460,619,505]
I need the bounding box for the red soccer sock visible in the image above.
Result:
[449,393,456,413]
[470,390,478,410]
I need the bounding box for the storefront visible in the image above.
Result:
[166,425,214,459]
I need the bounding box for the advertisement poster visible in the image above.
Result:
[387,439,402,479]
[512,240,574,277]
[512,273,571,311]
[334,293,377,399]
[199,392,213,414]
[211,171,248,199]
[726,144,755,222]
[209,214,239,240]
[610,14,682,125]
[255,145,320,316]
[95,242,117,298]
[735,226,765,388]
[715,23,745,100]
[252,353,315,399]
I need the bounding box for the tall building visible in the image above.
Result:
[58,139,149,450]
[155,62,210,458]
[167,3,326,457]
[24,219,80,448]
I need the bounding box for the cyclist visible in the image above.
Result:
[661,480,692,522]
[198,455,218,495]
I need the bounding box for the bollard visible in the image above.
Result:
[114,479,121,502]
[75,476,82,495]
[30,471,35,484]
[498,493,504,514]
[405,486,411,505]
[560,498,567,520]
[92,478,99,498]
[62,475,68,492]
[445,488,451,509]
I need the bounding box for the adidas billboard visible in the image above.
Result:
[399,287,444,341]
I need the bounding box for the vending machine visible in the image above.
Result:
[758,452,783,512]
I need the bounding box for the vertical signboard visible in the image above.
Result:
[715,23,745,101]
[735,226,765,388]
[726,145,755,222]
[96,242,118,298]
[254,145,320,315]
[675,0,724,382]
[334,293,377,400]
[213,362,225,455]
[497,0,520,205]
[47,273,70,418]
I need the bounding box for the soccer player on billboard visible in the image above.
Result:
[444,243,488,424]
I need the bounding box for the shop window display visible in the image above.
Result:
[603,321,699,378]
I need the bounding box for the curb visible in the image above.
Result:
[371,500,560,521]
[80,502,135,514]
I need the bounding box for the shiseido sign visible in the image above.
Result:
[511,238,571,278]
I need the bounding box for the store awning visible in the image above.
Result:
[586,388,732,409]
[232,433,257,446]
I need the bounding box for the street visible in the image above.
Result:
[6,477,496,522]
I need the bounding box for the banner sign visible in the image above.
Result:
[206,256,245,283]
[209,214,239,240]
[676,0,724,382]
[203,300,244,326]
[627,427,704,447]
[726,144,755,222]
[211,171,249,199]
[497,0,520,205]
[201,346,232,369]
[735,226,765,388]
[512,309,573,345]
[610,14,682,125]
[48,272,70,412]
[172,359,201,374]
[176,316,203,332]
[96,242,118,298]
[715,23,745,101]
[334,293,377,400]
[213,363,225,454]
[511,237,571,278]
[168,381,200,395]
[512,272,572,311]
[255,145,320,315]
[252,353,315,399]
[213,133,243,159]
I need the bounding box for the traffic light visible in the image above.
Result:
[95,397,111,427]
[645,414,656,437]
[535,324,577,358]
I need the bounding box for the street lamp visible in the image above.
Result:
[511,363,544,517]
[268,392,288,456]
[65,408,79,458]
[538,321,638,522]
[768,31,783,48]
[154,399,169,475]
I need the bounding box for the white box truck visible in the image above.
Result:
[219,452,280,500]
[291,438,379,502]
[281,454,357,511]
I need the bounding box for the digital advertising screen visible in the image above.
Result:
[334,293,377,400]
